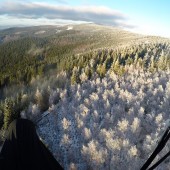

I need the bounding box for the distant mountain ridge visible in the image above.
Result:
[0,24,169,45]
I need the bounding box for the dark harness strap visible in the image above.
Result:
[148,150,170,170]
[140,126,170,170]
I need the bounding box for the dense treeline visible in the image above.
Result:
[35,42,170,169]
[1,24,169,90]
[0,40,170,131]
[0,37,47,87]
[0,31,95,132]
[38,65,170,169]
[1,24,170,168]
[0,28,97,89]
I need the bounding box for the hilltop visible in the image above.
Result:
[0,24,169,46]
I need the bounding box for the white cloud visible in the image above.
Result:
[0,1,133,28]
[125,18,170,38]
[0,15,87,28]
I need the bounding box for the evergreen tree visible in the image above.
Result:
[71,67,80,84]
[35,88,49,112]
[3,98,13,130]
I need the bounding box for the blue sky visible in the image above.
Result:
[0,0,169,37]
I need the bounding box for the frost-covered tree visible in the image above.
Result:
[33,41,170,169]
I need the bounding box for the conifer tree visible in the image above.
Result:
[35,88,49,112]
[3,98,13,130]
[71,67,80,84]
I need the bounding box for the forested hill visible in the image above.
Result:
[0,24,169,89]
[0,24,170,169]
[0,23,170,124]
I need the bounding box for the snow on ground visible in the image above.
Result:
[66,26,73,30]
[35,30,46,34]
[56,30,62,34]
[15,32,22,35]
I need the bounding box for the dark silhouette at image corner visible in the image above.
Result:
[0,118,63,170]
